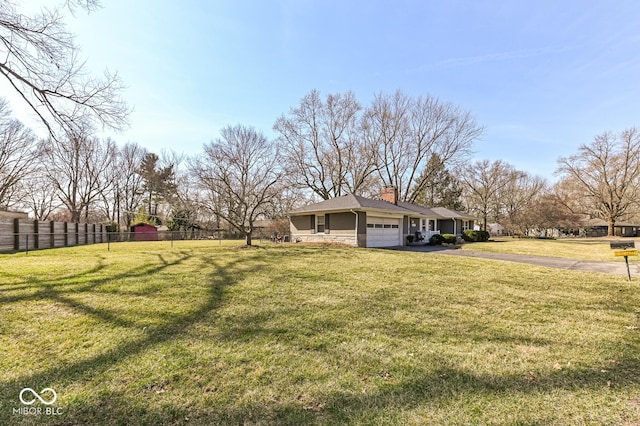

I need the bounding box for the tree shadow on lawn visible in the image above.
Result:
[0,249,269,423]
[67,310,640,421]
[3,247,640,424]
[296,358,640,424]
[0,252,194,306]
[33,352,640,425]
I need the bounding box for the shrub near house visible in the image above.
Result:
[429,234,457,245]
[462,229,490,242]
[442,234,457,244]
[429,234,445,245]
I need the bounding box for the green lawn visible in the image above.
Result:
[461,237,636,262]
[1,241,640,425]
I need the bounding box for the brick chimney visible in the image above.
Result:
[380,186,398,205]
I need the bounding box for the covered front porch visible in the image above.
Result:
[407,216,441,244]
[405,213,475,244]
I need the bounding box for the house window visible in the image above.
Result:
[317,215,325,233]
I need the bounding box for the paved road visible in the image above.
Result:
[395,245,640,278]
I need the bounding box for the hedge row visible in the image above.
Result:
[409,230,490,245]
[428,233,457,245]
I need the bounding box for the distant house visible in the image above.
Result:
[488,223,507,237]
[130,223,158,241]
[288,187,475,248]
[582,218,640,237]
[0,210,29,221]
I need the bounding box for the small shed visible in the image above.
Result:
[130,223,158,241]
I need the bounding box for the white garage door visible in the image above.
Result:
[366,216,402,247]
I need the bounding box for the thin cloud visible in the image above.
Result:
[443,46,570,66]
[408,45,574,74]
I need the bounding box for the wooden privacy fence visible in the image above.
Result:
[0,219,108,253]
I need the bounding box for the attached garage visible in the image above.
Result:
[366,216,402,247]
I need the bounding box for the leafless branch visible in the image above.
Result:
[0,1,129,137]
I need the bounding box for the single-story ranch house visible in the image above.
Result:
[574,218,640,238]
[289,187,475,248]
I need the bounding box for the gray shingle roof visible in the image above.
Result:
[430,207,475,220]
[396,201,442,217]
[586,218,639,227]
[289,194,411,214]
[290,194,475,220]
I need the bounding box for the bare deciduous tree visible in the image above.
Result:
[106,142,147,228]
[459,159,513,231]
[40,133,117,222]
[0,99,38,208]
[500,170,547,234]
[0,0,129,135]
[363,90,482,203]
[274,89,377,199]
[94,142,149,227]
[362,90,411,197]
[557,128,640,236]
[520,191,582,237]
[552,176,595,219]
[276,89,482,203]
[21,173,61,220]
[193,124,282,246]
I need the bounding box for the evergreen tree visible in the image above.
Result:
[413,154,463,209]
[137,153,177,223]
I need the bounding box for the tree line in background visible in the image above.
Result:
[2,1,638,243]
[0,88,483,245]
[3,86,640,243]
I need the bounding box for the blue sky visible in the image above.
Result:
[8,0,640,181]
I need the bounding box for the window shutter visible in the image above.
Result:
[325,214,330,234]
[310,215,315,233]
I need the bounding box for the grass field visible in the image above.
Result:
[461,237,636,262]
[1,240,640,425]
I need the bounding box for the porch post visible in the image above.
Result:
[354,212,358,247]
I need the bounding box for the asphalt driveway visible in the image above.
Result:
[393,245,640,278]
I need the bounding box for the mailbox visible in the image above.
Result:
[610,241,636,281]
[610,241,635,250]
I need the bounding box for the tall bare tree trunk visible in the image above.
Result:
[608,218,615,237]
